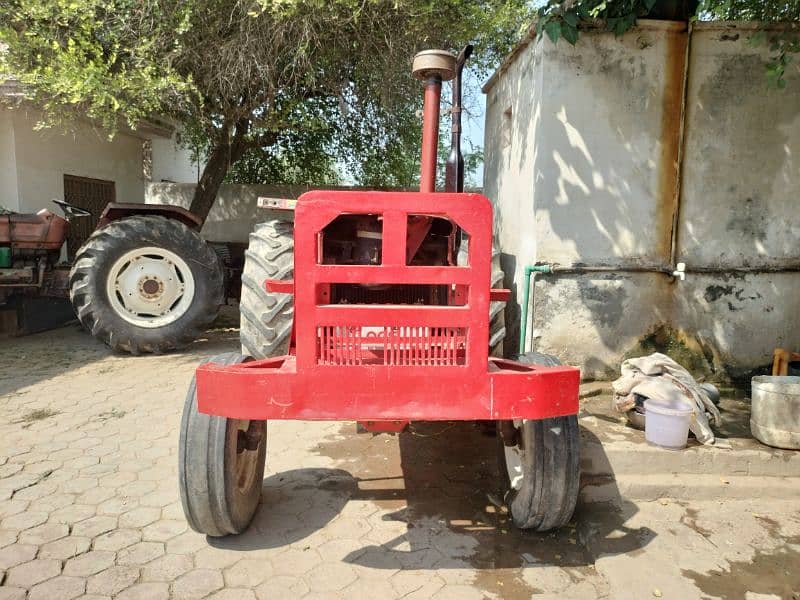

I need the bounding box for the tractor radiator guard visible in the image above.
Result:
[196,190,579,421]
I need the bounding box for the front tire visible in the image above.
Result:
[498,352,580,531]
[179,352,267,537]
[69,215,223,354]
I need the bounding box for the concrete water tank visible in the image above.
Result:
[750,376,800,449]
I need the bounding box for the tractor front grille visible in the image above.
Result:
[317,325,467,366]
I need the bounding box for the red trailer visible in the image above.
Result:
[179,48,581,538]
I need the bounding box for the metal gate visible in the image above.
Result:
[63,174,115,257]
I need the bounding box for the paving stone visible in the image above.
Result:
[5,558,62,588]
[48,504,96,525]
[39,536,92,560]
[0,530,17,548]
[72,515,117,538]
[0,544,38,570]
[270,547,322,576]
[116,541,165,565]
[255,575,310,599]
[18,522,69,545]
[0,500,29,519]
[27,575,86,600]
[93,528,142,551]
[86,566,140,596]
[140,553,193,582]
[115,582,170,600]
[305,563,358,592]
[63,550,116,577]
[172,568,225,600]
[223,558,273,587]
[118,506,161,528]
[207,589,257,600]
[0,510,48,531]
[0,587,26,600]
[193,546,244,570]
[142,519,187,541]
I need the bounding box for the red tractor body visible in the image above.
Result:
[196,190,579,426]
[180,47,582,538]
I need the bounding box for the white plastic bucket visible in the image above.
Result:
[644,397,694,450]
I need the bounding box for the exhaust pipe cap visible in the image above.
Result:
[412,49,457,81]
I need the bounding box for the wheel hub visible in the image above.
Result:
[139,276,163,298]
[106,247,196,328]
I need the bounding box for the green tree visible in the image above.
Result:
[0,0,531,222]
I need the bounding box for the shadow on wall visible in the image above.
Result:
[495,29,799,378]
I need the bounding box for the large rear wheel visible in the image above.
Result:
[498,352,580,531]
[239,220,294,359]
[179,352,267,537]
[69,215,223,354]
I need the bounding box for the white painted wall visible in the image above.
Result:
[4,105,144,212]
[0,110,19,211]
[483,21,800,379]
[150,134,201,184]
[0,104,200,216]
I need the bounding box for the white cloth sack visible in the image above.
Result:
[612,352,722,445]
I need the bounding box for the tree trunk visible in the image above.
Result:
[189,121,250,225]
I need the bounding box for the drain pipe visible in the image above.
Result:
[518,259,800,354]
[518,265,551,355]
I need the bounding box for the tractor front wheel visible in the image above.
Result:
[497,352,580,531]
[179,352,267,537]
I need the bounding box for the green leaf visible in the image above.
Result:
[562,23,579,45]
[562,11,578,27]
[544,19,561,44]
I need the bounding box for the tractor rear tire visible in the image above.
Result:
[239,220,294,359]
[457,237,507,357]
[69,215,223,354]
[179,352,267,537]
[489,246,507,358]
[497,352,580,531]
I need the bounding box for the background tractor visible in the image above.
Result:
[0,200,224,353]
[179,47,582,537]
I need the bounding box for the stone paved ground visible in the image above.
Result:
[1,310,799,599]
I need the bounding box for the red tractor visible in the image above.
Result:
[179,48,581,536]
[0,201,223,352]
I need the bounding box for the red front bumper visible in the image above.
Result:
[195,355,580,422]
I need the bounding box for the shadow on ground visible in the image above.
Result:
[0,305,241,396]
[215,421,655,598]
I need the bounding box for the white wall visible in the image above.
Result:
[0,110,19,211]
[7,105,144,212]
[150,134,200,184]
[483,21,800,380]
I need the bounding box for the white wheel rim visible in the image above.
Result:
[504,419,525,491]
[106,246,195,328]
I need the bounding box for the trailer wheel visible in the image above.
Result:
[179,352,266,537]
[69,215,223,354]
[239,220,294,359]
[497,352,580,531]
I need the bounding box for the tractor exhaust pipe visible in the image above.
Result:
[412,50,456,193]
[445,45,473,193]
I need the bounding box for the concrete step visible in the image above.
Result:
[577,391,800,501]
[580,473,800,502]
[580,431,800,479]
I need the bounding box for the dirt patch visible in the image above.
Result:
[14,408,60,425]
[682,514,800,600]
